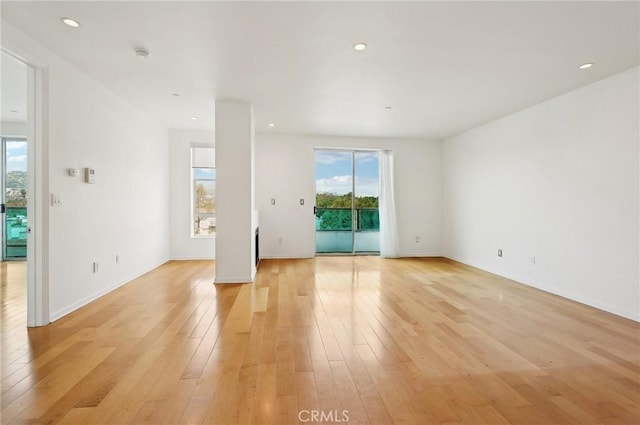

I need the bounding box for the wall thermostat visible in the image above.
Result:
[85,168,96,184]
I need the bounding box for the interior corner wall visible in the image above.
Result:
[3,22,171,322]
[255,133,442,258]
[443,66,640,321]
[169,129,215,260]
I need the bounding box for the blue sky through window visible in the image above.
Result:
[6,141,27,173]
[194,168,215,179]
[315,151,379,197]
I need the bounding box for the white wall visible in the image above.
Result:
[169,130,215,260]
[443,67,639,321]
[3,22,171,321]
[215,101,256,283]
[255,133,442,258]
[1,121,27,136]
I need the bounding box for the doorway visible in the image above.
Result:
[2,48,46,326]
[314,149,380,255]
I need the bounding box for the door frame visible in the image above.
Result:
[27,56,49,327]
[2,48,49,327]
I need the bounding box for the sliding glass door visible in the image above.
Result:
[1,138,28,259]
[353,152,380,253]
[314,149,379,255]
[315,150,353,253]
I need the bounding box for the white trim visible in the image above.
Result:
[34,66,49,326]
[398,250,442,257]
[445,255,640,322]
[49,259,168,322]
[170,256,215,261]
[260,255,314,260]
[214,276,254,284]
[2,42,50,327]
[9,51,49,327]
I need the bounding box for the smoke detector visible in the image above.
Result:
[134,47,150,58]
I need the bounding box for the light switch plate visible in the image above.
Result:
[85,168,96,184]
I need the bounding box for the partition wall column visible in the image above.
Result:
[214,100,257,283]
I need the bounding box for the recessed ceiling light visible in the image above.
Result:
[268,123,275,128]
[61,17,80,28]
[385,106,392,110]
[10,110,18,113]
[172,93,180,97]
[191,117,198,121]
[353,42,367,51]
[579,63,594,69]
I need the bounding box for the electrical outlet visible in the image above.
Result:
[531,256,536,265]
[415,236,420,243]
[93,262,99,273]
[116,254,120,264]
[498,249,503,257]
[270,198,276,205]
[277,237,283,245]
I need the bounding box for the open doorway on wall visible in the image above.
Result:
[314,149,380,255]
[1,49,39,328]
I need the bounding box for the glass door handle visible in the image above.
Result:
[0,204,4,214]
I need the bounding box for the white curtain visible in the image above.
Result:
[379,150,399,258]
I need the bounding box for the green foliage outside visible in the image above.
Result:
[195,183,215,213]
[316,209,352,230]
[6,171,27,207]
[316,192,378,209]
[358,209,379,230]
[315,192,379,231]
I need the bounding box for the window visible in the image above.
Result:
[191,147,215,237]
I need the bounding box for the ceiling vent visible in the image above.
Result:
[134,47,150,58]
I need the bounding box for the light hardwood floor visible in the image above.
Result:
[1,257,639,424]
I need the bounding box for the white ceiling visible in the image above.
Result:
[1,51,27,123]
[1,1,638,139]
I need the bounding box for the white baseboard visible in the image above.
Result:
[214,277,253,284]
[444,255,640,322]
[398,250,443,257]
[49,258,170,323]
[170,256,215,261]
[259,255,315,259]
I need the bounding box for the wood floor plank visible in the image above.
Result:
[178,396,210,425]
[1,257,639,424]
